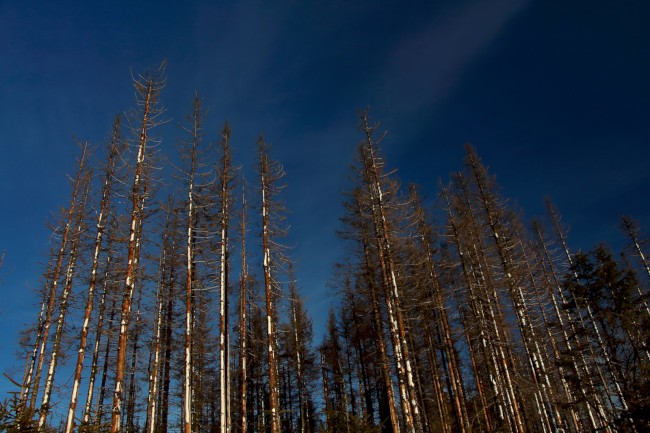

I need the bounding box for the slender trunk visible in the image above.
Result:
[31,144,88,411]
[146,212,172,433]
[239,186,249,433]
[450,175,527,433]
[356,191,400,433]
[219,124,233,433]
[111,72,161,432]
[410,188,470,433]
[183,98,200,433]
[40,167,91,428]
[97,294,118,424]
[359,114,422,433]
[66,118,121,433]
[532,221,584,432]
[125,286,143,433]
[83,248,112,425]
[20,256,53,410]
[159,220,177,433]
[259,137,282,433]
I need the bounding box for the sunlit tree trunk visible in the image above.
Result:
[19,255,54,411]
[125,283,144,433]
[359,111,422,433]
[181,95,202,433]
[409,186,470,433]
[238,186,249,433]
[111,66,164,433]
[65,117,122,433]
[30,144,88,413]
[218,123,235,433]
[289,269,307,433]
[40,161,91,428]
[259,137,282,433]
[465,146,555,432]
[354,190,401,433]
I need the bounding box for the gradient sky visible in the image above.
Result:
[1,0,649,397]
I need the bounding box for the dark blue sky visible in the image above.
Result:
[1,0,649,396]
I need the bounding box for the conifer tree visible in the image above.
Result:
[111,65,165,433]
[65,116,124,433]
[28,143,89,419]
[40,147,92,429]
[217,122,236,433]
[258,136,285,433]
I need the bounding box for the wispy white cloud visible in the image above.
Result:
[379,0,530,112]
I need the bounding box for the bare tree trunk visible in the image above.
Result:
[531,220,585,432]
[66,117,122,433]
[359,112,422,433]
[410,187,470,433]
[355,190,401,433]
[239,186,249,433]
[83,240,113,425]
[125,285,143,433]
[259,137,282,433]
[182,95,202,433]
[40,163,91,428]
[97,293,118,424]
[19,255,53,410]
[145,206,174,433]
[111,67,164,433]
[218,124,234,433]
[31,144,88,412]
[159,217,178,433]
[289,275,306,433]
[466,148,555,432]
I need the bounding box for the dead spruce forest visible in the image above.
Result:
[2,67,649,433]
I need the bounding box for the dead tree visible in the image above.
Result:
[28,143,89,415]
[238,184,250,433]
[65,117,124,433]
[358,111,423,433]
[111,65,165,433]
[180,95,202,433]
[408,186,470,433]
[39,154,92,428]
[258,137,286,433]
[82,230,116,426]
[217,123,236,433]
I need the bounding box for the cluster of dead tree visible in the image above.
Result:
[2,67,649,433]
[321,111,649,433]
[3,66,319,433]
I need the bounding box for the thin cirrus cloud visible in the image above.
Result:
[379,0,530,113]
